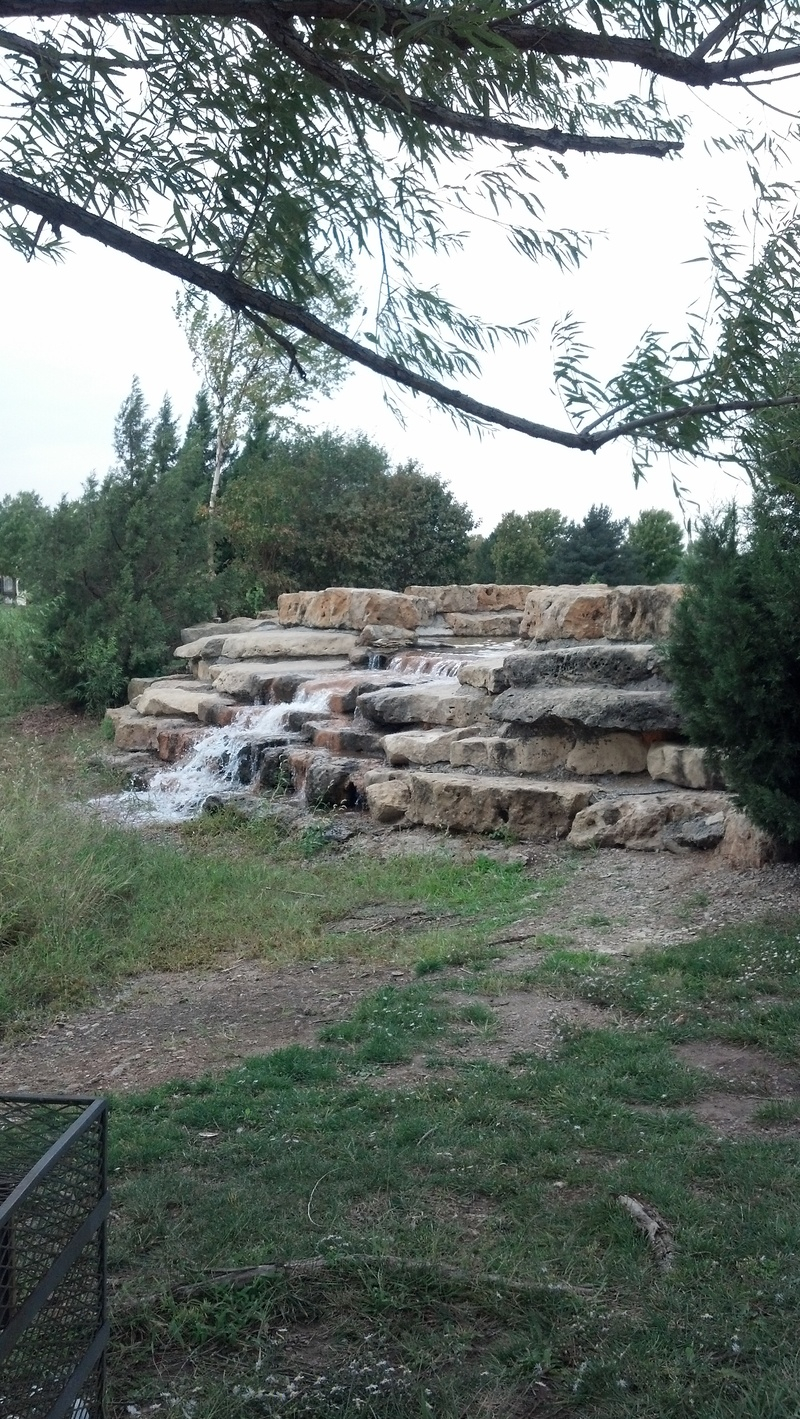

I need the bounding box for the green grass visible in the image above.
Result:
[108,961,800,1417]
[510,924,800,1059]
[0,754,563,1035]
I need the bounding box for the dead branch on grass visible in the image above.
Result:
[618,1194,675,1272]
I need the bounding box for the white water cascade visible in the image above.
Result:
[95,687,332,825]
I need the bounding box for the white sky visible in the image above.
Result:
[0,82,780,533]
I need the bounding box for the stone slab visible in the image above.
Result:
[135,682,237,723]
[278,588,436,631]
[444,611,523,637]
[382,727,479,766]
[212,658,350,701]
[107,707,194,753]
[221,629,359,660]
[405,584,533,613]
[520,585,682,643]
[179,615,274,644]
[490,685,680,734]
[647,742,717,790]
[504,642,663,688]
[565,733,649,775]
[357,681,489,729]
[456,657,510,693]
[402,772,595,837]
[365,777,413,823]
[568,791,729,850]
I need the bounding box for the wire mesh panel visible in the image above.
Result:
[0,1096,108,1419]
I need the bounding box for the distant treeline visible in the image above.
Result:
[0,380,684,711]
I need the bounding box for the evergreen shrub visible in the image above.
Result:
[668,494,800,844]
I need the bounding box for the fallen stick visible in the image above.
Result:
[618,1194,675,1272]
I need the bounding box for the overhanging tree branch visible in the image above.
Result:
[4,171,800,453]
[261,15,682,158]
[0,169,595,448]
[0,0,799,91]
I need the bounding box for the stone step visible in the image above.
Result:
[365,769,596,836]
[297,670,415,714]
[647,743,718,790]
[357,681,489,728]
[405,583,532,613]
[210,657,350,700]
[106,706,194,753]
[310,719,384,756]
[456,657,510,693]
[443,611,522,637]
[449,731,651,776]
[278,587,435,631]
[568,791,729,850]
[179,614,276,644]
[175,627,359,663]
[503,642,664,688]
[489,685,680,735]
[382,726,481,766]
[133,680,237,725]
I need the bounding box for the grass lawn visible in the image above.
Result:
[109,922,800,1418]
[2,720,799,1415]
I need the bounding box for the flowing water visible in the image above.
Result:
[94,639,517,825]
[94,688,332,825]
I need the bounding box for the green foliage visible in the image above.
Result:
[486,508,566,583]
[668,496,800,844]
[216,429,474,608]
[550,503,638,584]
[6,380,217,709]
[0,605,52,716]
[4,2,800,462]
[628,508,684,582]
[0,490,50,583]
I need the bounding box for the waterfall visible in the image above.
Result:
[96,687,332,825]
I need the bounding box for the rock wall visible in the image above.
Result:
[105,582,773,866]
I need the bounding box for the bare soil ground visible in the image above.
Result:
[4,836,800,1109]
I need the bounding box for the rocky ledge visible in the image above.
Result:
[104,583,774,867]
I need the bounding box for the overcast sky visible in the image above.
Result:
[0,82,782,533]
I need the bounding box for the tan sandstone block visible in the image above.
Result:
[406,772,594,837]
[382,727,478,766]
[647,742,716,790]
[607,584,683,642]
[719,809,777,869]
[365,777,412,823]
[444,611,523,637]
[221,629,358,659]
[568,791,729,850]
[278,587,434,631]
[566,734,649,776]
[449,737,518,772]
[520,585,614,641]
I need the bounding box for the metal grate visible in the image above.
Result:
[0,1096,108,1419]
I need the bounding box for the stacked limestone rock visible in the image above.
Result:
[105,583,770,864]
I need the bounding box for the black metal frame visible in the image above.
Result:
[0,1095,109,1419]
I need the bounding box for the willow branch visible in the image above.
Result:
[0,169,595,448]
[0,24,58,61]
[0,1,799,90]
[689,0,763,63]
[262,17,682,157]
[595,393,800,445]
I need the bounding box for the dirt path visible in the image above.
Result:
[3,844,799,1097]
